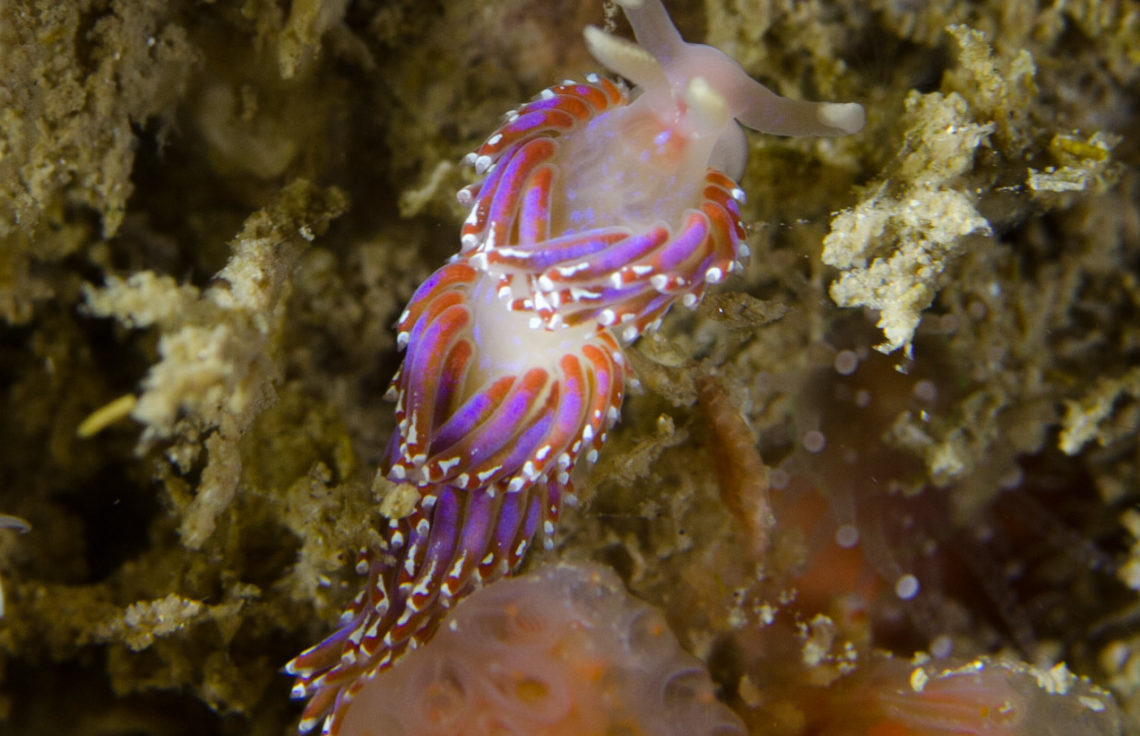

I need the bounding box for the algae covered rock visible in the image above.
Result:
[0,0,1137,734]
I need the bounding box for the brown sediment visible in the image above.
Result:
[696,374,774,562]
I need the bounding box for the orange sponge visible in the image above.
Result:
[339,561,745,736]
[813,656,1123,736]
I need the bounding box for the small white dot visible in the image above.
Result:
[854,389,872,408]
[913,379,938,402]
[768,468,790,490]
[835,525,859,549]
[834,350,858,376]
[930,634,953,658]
[999,466,1024,490]
[802,430,826,454]
[895,574,920,600]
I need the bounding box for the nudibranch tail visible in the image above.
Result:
[286,478,569,736]
[290,1,865,733]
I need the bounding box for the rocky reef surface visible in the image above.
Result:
[0,1,1137,734]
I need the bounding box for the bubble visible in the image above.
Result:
[913,379,937,403]
[999,466,1024,490]
[930,634,953,658]
[834,350,859,376]
[625,609,676,666]
[895,574,920,600]
[802,430,826,454]
[835,524,860,549]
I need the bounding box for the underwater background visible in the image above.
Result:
[0,0,1137,734]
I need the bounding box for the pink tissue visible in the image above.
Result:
[339,561,745,736]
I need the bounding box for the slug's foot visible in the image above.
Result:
[286,479,569,735]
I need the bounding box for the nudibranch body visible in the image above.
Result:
[287,1,864,734]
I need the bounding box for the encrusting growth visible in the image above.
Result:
[338,561,747,736]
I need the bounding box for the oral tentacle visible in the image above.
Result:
[612,0,686,66]
[582,25,671,112]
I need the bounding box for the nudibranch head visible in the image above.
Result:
[457,73,752,341]
[585,0,865,181]
[452,0,865,339]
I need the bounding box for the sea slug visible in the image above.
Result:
[287,1,864,733]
